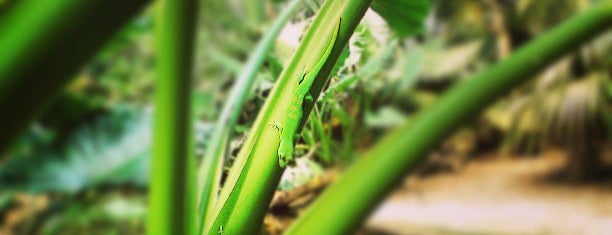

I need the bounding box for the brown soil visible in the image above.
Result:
[365,149,612,235]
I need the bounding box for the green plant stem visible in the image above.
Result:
[0,0,149,156]
[285,1,612,234]
[196,0,302,233]
[148,0,198,234]
[205,0,372,234]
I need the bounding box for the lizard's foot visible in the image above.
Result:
[269,121,283,133]
[278,155,295,168]
[279,157,287,168]
[305,93,313,102]
[278,142,294,168]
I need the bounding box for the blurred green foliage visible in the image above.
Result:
[0,108,151,193]
[1,0,610,233]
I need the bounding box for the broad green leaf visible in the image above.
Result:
[0,108,213,194]
[370,0,429,38]
[0,108,151,193]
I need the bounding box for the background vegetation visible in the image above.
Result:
[0,0,610,234]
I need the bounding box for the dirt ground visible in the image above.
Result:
[365,149,612,235]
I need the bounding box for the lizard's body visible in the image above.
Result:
[276,18,341,168]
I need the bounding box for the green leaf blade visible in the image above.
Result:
[370,0,430,38]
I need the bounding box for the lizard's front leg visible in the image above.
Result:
[269,120,283,133]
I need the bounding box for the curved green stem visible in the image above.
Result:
[285,1,612,234]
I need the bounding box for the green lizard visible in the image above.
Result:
[275,18,341,168]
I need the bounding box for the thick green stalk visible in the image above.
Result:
[0,0,149,156]
[196,0,302,232]
[148,0,198,234]
[285,1,612,234]
[205,0,373,234]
